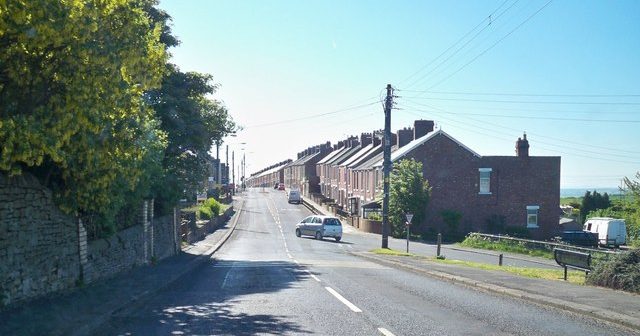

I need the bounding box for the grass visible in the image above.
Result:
[459,234,554,259]
[370,248,586,284]
[429,257,586,284]
[370,248,414,257]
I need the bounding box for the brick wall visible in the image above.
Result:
[404,132,560,239]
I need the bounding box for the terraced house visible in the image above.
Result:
[250,119,561,239]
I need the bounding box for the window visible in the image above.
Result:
[527,206,539,228]
[478,168,492,194]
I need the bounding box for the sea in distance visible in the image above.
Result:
[561,187,622,198]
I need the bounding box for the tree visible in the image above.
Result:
[388,159,431,238]
[146,64,236,210]
[622,172,640,244]
[1,0,168,234]
[581,190,611,223]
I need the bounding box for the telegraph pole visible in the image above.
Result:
[382,84,394,249]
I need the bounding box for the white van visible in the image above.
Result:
[287,190,302,204]
[583,217,627,247]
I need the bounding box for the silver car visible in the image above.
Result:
[295,215,342,241]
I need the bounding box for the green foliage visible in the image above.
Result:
[0,0,168,235]
[389,159,431,238]
[198,197,221,220]
[580,190,611,223]
[0,1,237,237]
[147,64,236,208]
[460,233,553,259]
[367,212,382,221]
[587,249,640,293]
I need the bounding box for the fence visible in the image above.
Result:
[470,233,620,256]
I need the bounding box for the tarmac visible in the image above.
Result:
[1,193,639,335]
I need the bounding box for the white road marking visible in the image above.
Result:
[378,327,396,336]
[305,270,320,282]
[221,262,235,289]
[287,253,293,259]
[325,287,362,313]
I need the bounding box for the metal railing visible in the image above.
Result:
[470,233,620,255]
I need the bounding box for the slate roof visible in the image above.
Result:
[372,130,480,168]
[317,146,347,165]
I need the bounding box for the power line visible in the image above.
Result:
[398,89,640,98]
[401,0,518,90]
[398,101,640,160]
[400,100,640,155]
[398,107,640,165]
[423,0,554,91]
[408,103,639,115]
[400,100,640,123]
[402,96,640,106]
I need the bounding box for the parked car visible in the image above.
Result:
[583,217,627,247]
[560,230,598,247]
[287,190,302,204]
[278,182,285,190]
[295,215,342,241]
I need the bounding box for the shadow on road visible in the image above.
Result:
[97,259,314,335]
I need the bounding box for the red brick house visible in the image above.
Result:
[369,125,560,239]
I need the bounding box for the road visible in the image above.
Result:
[96,189,630,335]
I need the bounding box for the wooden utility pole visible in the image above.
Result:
[382,84,394,249]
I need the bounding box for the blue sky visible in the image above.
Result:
[158,0,640,189]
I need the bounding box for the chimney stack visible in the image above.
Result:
[396,127,413,148]
[414,120,435,139]
[516,133,530,158]
[360,133,373,147]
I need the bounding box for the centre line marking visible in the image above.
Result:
[325,287,362,313]
[305,270,320,282]
[378,327,396,336]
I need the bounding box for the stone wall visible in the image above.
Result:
[0,173,180,307]
[0,174,80,306]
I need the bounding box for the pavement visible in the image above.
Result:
[2,192,639,334]
[0,196,245,336]
[302,194,640,332]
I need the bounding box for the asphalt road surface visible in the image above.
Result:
[96,189,631,335]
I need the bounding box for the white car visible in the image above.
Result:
[295,215,342,241]
[287,190,302,204]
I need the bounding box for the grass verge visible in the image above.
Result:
[459,234,554,259]
[370,248,414,257]
[429,257,585,284]
[369,248,585,284]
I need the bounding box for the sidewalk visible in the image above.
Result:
[355,250,640,331]
[0,197,244,336]
[303,194,640,331]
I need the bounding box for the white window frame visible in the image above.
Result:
[478,168,492,195]
[526,205,539,228]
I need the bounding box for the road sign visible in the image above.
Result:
[405,213,414,224]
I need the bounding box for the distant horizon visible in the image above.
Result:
[560,187,623,198]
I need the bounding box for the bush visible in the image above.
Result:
[587,249,640,293]
[198,197,221,220]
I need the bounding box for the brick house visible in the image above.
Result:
[246,159,291,188]
[283,143,332,196]
[368,123,560,239]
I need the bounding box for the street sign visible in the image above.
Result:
[405,213,414,224]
